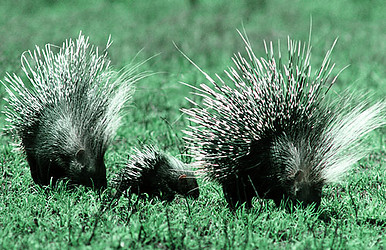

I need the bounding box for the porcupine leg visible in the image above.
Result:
[223,175,254,209]
[25,152,42,185]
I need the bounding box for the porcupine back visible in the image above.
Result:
[182,32,385,208]
[3,32,144,189]
[111,145,199,201]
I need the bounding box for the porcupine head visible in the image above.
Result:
[24,103,108,189]
[164,153,199,199]
[3,32,137,189]
[269,133,325,208]
[222,131,326,209]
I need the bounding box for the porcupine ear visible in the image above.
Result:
[294,170,304,181]
[75,148,86,166]
[179,174,187,179]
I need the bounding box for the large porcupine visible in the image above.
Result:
[181,32,386,208]
[111,145,199,201]
[2,32,144,189]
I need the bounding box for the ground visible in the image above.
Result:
[0,0,385,248]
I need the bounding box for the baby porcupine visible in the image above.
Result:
[2,32,144,189]
[111,145,199,201]
[181,32,386,208]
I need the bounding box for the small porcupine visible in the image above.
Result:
[2,32,145,189]
[111,145,199,201]
[181,32,386,208]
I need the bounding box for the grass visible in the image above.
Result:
[0,0,385,248]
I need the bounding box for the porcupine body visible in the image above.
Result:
[111,145,199,201]
[182,33,385,208]
[3,32,142,189]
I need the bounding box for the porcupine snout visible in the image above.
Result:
[271,134,324,208]
[69,149,107,189]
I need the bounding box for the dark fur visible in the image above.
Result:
[111,146,199,201]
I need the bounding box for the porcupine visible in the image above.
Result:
[2,32,144,189]
[111,145,199,201]
[181,32,385,208]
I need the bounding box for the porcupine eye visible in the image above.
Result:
[178,174,187,180]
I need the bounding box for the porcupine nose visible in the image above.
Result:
[89,163,107,190]
[93,176,107,190]
[294,183,322,209]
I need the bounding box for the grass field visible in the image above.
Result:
[0,0,385,248]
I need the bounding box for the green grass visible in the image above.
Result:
[0,0,385,248]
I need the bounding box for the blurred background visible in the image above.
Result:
[1,0,384,83]
[0,0,385,149]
